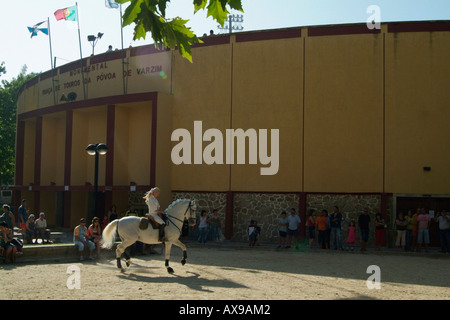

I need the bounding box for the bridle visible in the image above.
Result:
[165,201,196,234]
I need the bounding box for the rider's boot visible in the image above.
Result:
[158,224,165,242]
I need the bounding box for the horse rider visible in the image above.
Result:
[144,187,167,241]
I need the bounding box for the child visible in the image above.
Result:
[248,220,261,247]
[0,221,17,263]
[347,220,356,251]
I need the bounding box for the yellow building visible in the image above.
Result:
[14,21,450,246]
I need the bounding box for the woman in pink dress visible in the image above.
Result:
[347,220,356,251]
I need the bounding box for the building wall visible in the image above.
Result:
[304,33,384,193]
[171,41,233,192]
[232,36,303,191]
[385,30,450,194]
[14,22,450,240]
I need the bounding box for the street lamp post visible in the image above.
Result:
[87,32,104,56]
[86,143,108,222]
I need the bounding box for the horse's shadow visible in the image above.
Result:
[117,270,248,293]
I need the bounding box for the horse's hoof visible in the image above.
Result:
[167,267,174,274]
[120,267,126,273]
[181,259,186,266]
[126,259,131,267]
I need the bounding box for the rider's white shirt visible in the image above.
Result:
[146,195,160,214]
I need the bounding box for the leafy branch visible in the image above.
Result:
[116,0,243,62]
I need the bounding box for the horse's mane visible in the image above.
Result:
[166,198,189,212]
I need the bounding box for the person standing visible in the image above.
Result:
[277,211,289,248]
[198,210,208,244]
[307,210,316,249]
[435,210,450,253]
[330,206,343,250]
[417,209,431,252]
[208,209,222,243]
[411,208,420,252]
[346,220,356,251]
[248,220,261,247]
[374,213,386,251]
[358,208,371,252]
[395,212,408,251]
[405,210,414,252]
[315,210,329,249]
[286,208,301,249]
[107,205,118,222]
[18,199,28,240]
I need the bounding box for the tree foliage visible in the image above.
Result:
[0,66,38,185]
[117,0,243,62]
[0,62,5,78]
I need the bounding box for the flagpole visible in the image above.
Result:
[76,2,87,100]
[120,4,127,95]
[47,17,56,105]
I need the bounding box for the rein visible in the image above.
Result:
[165,201,193,234]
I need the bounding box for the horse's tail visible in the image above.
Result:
[101,219,119,249]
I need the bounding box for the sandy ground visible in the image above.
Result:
[1,246,449,301]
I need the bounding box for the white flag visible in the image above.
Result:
[105,0,119,9]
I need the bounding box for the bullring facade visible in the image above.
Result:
[14,21,450,246]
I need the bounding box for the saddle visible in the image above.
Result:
[139,217,160,230]
[139,214,167,242]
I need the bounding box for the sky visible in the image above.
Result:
[1,0,449,82]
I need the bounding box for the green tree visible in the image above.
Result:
[117,0,244,62]
[0,65,38,185]
[0,62,5,78]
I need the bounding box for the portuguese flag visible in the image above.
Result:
[54,6,77,21]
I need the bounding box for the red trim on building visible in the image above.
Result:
[39,70,54,81]
[104,105,116,215]
[130,45,170,57]
[193,35,231,48]
[150,98,157,187]
[388,21,450,33]
[25,77,39,88]
[63,192,71,228]
[18,92,158,120]
[34,117,42,186]
[106,105,115,187]
[64,110,73,186]
[58,59,88,75]
[15,121,25,186]
[90,50,126,64]
[236,28,302,43]
[308,24,381,37]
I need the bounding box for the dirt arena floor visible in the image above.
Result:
[1,246,449,301]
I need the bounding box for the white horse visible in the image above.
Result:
[101,199,196,273]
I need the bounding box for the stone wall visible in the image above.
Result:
[232,193,300,243]
[141,191,395,247]
[306,194,383,247]
[172,192,228,240]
